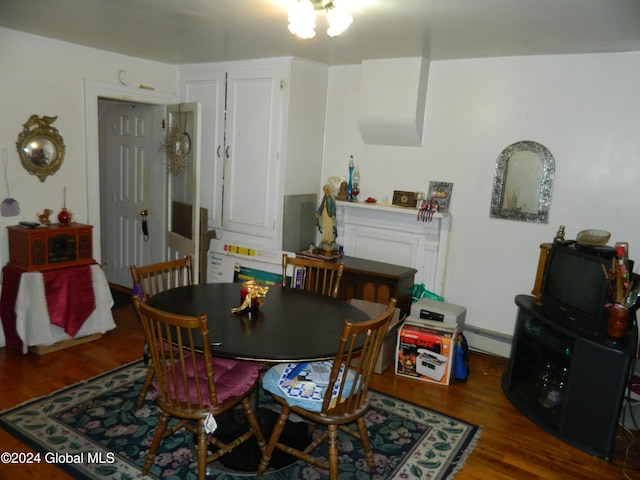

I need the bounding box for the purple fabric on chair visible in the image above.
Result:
[166,353,262,405]
[132,282,144,301]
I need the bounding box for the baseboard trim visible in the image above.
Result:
[464,325,512,358]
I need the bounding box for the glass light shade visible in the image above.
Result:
[326,6,353,37]
[288,0,317,39]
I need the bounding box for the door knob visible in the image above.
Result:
[140,210,149,241]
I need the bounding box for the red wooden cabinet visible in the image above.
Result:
[7,223,94,271]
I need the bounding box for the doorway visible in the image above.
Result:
[84,80,200,287]
[98,99,165,287]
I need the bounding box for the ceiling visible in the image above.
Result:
[2,0,640,66]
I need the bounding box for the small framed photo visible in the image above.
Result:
[392,190,418,208]
[427,181,453,212]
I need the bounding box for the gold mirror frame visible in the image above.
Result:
[16,115,65,182]
[489,140,555,223]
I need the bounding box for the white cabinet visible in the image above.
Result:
[179,58,328,249]
[223,65,283,239]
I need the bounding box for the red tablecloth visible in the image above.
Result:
[0,265,23,350]
[1,265,96,350]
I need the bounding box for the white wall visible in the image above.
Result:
[0,28,175,266]
[323,52,640,336]
[3,26,640,341]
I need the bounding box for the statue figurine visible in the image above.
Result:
[38,208,53,225]
[315,184,338,255]
[337,180,349,201]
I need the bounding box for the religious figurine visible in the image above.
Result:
[315,184,338,255]
[337,180,348,201]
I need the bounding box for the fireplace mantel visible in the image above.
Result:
[336,201,451,296]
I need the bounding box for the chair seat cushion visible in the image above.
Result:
[262,362,354,412]
[166,353,262,406]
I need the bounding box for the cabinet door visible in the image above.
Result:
[222,65,284,239]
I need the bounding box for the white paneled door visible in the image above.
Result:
[165,102,201,269]
[222,66,282,240]
[100,101,155,287]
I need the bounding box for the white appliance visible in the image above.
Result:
[416,349,448,381]
[207,239,290,285]
[410,298,466,329]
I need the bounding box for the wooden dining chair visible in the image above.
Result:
[281,253,345,299]
[132,296,265,480]
[130,255,193,409]
[130,255,193,301]
[257,298,398,479]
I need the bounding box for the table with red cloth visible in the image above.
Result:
[0,264,116,353]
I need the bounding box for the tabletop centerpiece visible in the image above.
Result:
[231,280,268,314]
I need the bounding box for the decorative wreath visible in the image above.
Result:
[160,107,191,174]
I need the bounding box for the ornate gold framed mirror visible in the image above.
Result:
[489,140,555,223]
[16,115,65,182]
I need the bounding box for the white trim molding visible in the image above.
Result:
[83,80,176,262]
[336,201,450,296]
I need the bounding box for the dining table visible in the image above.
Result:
[145,282,372,362]
[145,282,377,474]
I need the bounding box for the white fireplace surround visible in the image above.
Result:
[336,201,451,296]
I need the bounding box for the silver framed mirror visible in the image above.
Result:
[489,140,555,223]
[16,115,65,182]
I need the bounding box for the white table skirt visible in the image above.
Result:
[14,264,116,353]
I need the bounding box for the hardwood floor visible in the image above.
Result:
[1,304,638,479]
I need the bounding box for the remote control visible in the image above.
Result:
[18,221,40,228]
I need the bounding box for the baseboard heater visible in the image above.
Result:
[464,325,512,358]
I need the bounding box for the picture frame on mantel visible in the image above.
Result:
[427,181,453,212]
[392,190,418,208]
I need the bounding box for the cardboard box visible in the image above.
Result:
[349,299,403,374]
[395,317,459,385]
[410,298,466,328]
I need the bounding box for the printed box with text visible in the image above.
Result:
[395,318,458,385]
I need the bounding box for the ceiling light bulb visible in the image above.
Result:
[288,0,317,39]
[326,6,353,37]
[289,24,316,39]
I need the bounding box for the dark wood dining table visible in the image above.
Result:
[145,283,371,362]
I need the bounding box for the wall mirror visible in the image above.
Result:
[16,115,65,182]
[489,140,555,223]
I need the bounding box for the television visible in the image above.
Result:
[540,243,612,340]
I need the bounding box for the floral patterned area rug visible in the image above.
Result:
[0,360,481,480]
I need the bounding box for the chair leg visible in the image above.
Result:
[136,364,155,410]
[241,397,266,453]
[195,419,208,480]
[356,416,375,471]
[327,425,339,480]
[257,405,291,476]
[142,411,170,475]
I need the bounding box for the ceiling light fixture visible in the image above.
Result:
[288,0,353,39]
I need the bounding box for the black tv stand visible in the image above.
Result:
[502,295,637,460]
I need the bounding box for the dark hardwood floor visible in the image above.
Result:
[1,304,638,479]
